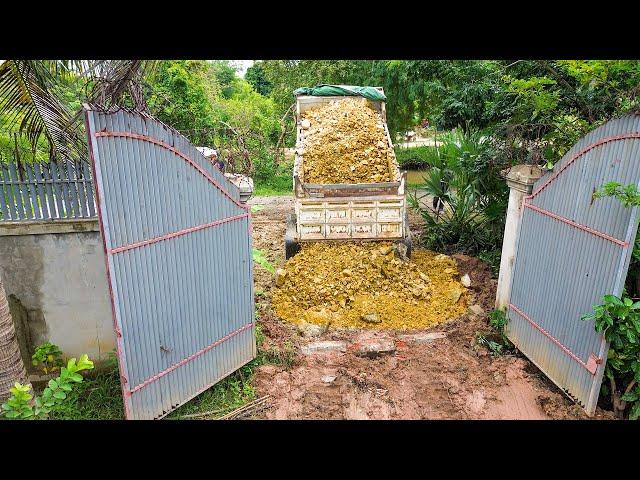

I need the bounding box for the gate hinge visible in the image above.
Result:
[586,353,602,375]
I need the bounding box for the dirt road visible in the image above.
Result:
[248,195,612,420]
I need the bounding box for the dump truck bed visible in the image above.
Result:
[293,90,407,241]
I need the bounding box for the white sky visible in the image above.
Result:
[229,60,254,78]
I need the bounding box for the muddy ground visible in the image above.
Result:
[249,195,614,420]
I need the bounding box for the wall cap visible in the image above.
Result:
[506,164,544,193]
[0,218,99,236]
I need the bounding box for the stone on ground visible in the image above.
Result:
[349,337,396,357]
[301,341,348,355]
[397,332,447,344]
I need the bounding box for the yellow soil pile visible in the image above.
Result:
[300,97,396,184]
[272,242,468,330]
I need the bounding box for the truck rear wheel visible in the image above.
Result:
[395,211,412,259]
[285,213,300,260]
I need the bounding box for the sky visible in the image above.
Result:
[229,60,254,78]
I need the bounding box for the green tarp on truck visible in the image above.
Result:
[293,85,386,102]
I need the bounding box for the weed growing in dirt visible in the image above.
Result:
[476,309,514,357]
[3,355,95,419]
[260,341,296,370]
[478,250,501,278]
[253,248,275,273]
[31,342,64,375]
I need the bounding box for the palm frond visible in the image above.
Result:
[0,60,158,162]
[85,60,158,110]
[0,60,85,161]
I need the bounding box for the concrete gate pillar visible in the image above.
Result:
[495,164,544,310]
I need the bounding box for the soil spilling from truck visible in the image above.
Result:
[272,242,467,330]
[300,97,397,184]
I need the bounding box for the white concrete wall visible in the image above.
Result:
[0,220,115,366]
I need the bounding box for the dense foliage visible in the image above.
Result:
[408,130,508,262]
[582,295,640,419]
[261,60,640,157]
[582,182,640,419]
[144,60,284,183]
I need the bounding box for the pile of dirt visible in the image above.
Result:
[300,97,397,184]
[272,242,468,330]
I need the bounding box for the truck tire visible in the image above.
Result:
[285,213,300,260]
[402,235,413,259]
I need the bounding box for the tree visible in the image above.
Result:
[0,60,156,162]
[0,275,27,400]
[245,62,272,96]
[145,60,218,145]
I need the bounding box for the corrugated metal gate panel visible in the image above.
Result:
[508,115,640,414]
[85,108,255,420]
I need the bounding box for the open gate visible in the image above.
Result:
[508,114,640,414]
[85,107,255,420]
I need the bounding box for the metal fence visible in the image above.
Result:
[0,160,96,221]
[507,114,640,414]
[85,106,255,420]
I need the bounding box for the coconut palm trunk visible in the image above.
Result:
[0,276,27,400]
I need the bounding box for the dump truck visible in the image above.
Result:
[285,85,411,259]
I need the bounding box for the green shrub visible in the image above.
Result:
[31,342,64,375]
[409,130,507,255]
[582,295,640,419]
[476,309,514,357]
[394,146,438,169]
[1,355,94,419]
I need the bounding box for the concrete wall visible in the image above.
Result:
[0,219,115,367]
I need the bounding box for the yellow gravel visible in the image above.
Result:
[272,242,468,330]
[300,97,397,184]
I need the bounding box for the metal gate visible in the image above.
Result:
[508,115,640,414]
[85,107,255,420]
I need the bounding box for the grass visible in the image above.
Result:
[253,174,292,196]
[46,323,296,420]
[394,145,438,170]
[48,353,124,420]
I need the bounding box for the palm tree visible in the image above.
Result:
[0,59,156,396]
[0,60,155,161]
[0,275,26,400]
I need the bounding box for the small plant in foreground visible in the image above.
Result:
[476,309,514,357]
[31,342,64,375]
[478,250,501,278]
[261,341,296,370]
[1,354,94,419]
[581,294,640,420]
[252,248,275,274]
